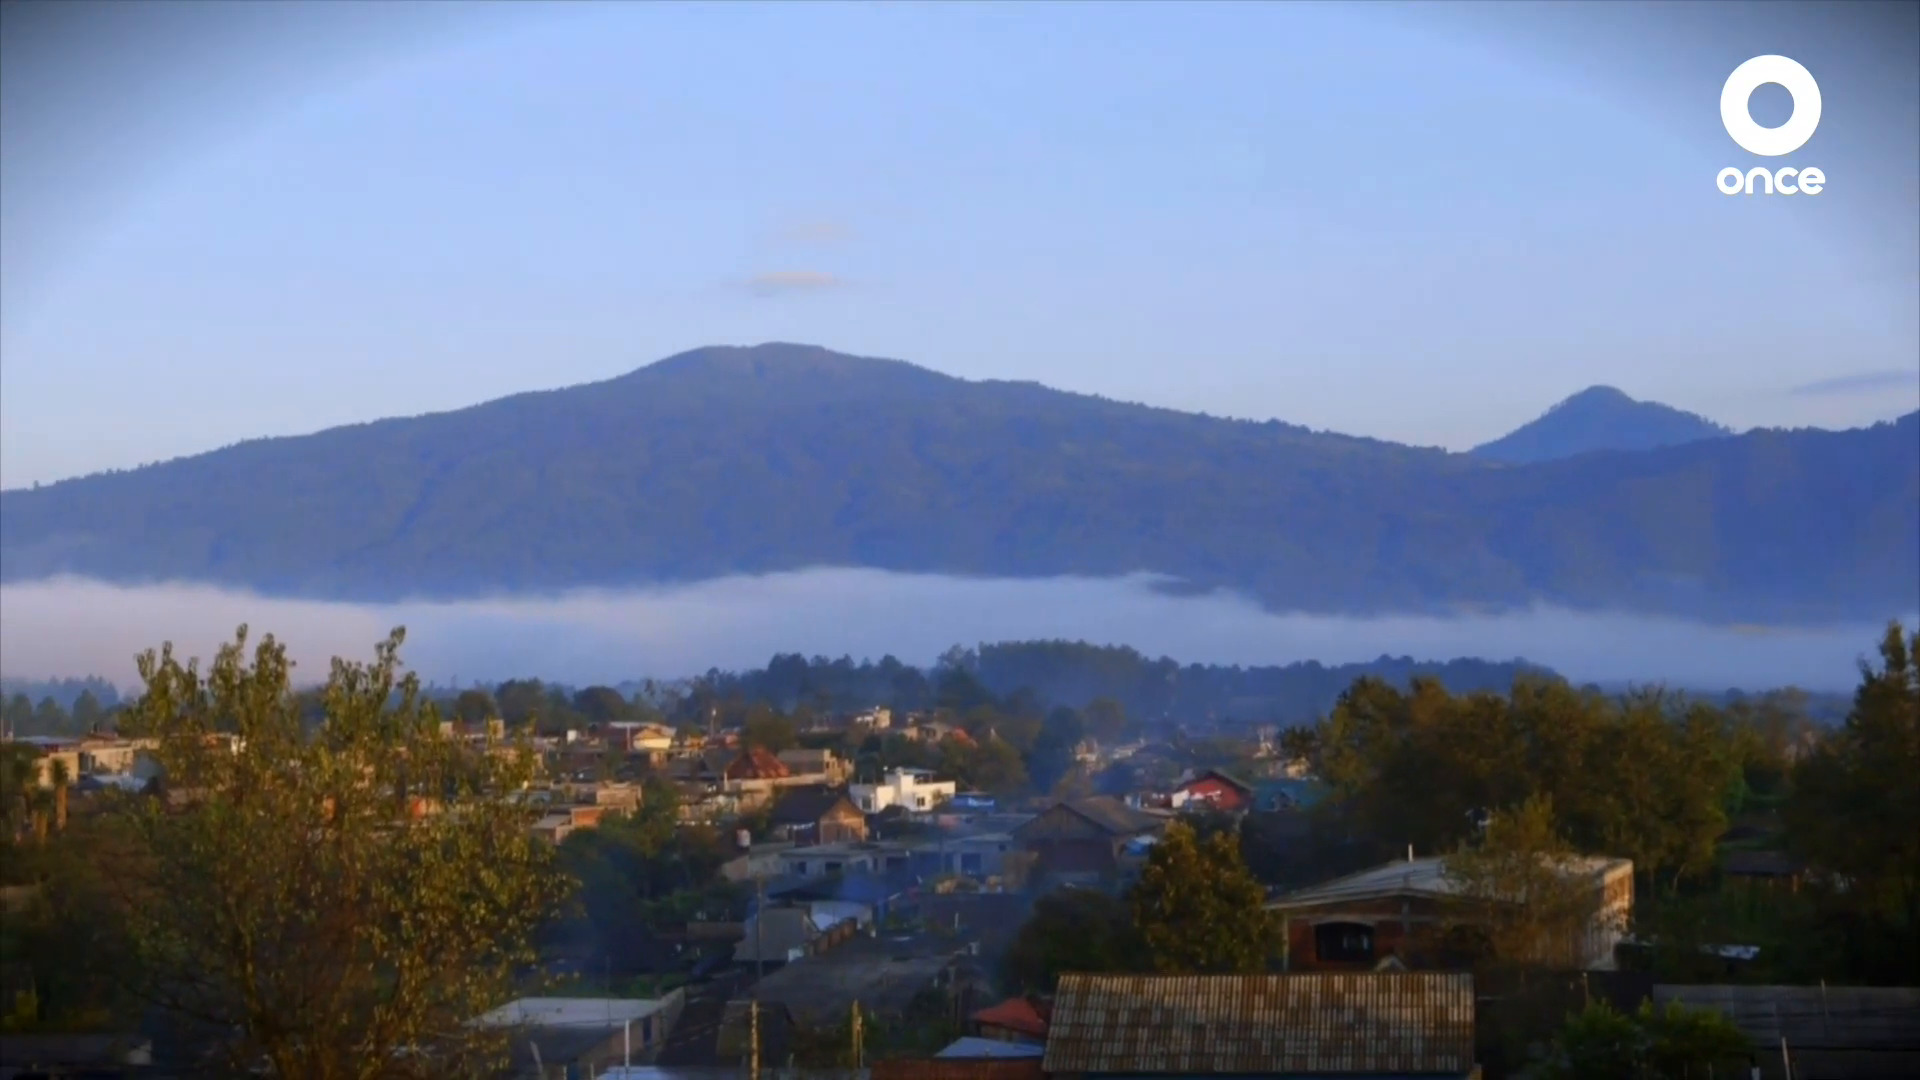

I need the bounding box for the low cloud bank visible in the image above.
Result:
[0,570,1905,692]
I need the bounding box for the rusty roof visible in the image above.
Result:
[1042,972,1476,1075]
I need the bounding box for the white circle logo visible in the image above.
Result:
[1720,55,1821,157]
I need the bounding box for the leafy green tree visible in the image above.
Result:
[1001,888,1141,992]
[452,688,497,724]
[1537,998,1750,1080]
[743,706,797,753]
[113,626,571,1079]
[70,690,106,732]
[1130,820,1279,974]
[494,678,547,729]
[1785,621,1920,981]
[572,685,631,726]
[1,694,31,738]
[1540,999,1645,1080]
[31,698,67,736]
[1442,794,1605,971]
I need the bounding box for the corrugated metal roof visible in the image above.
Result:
[1653,984,1920,1050]
[1041,972,1476,1075]
[1268,855,1631,910]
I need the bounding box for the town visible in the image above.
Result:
[1,624,1915,1079]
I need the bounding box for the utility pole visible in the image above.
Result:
[749,999,761,1080]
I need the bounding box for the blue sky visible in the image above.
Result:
[2,0,1915,489]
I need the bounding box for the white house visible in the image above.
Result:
[850,767,957,813]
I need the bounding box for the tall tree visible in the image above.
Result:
[113,626,570,1079]
[1785,621,1920,981]
[1130,821,1279,974]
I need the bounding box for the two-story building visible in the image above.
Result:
[1010,796,1166,890]
[851,768,957,813]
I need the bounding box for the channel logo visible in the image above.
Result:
[1716,55,1824,196]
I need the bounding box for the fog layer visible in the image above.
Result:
[0,571,1907,692]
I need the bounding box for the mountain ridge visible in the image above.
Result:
[3,344,1914,622]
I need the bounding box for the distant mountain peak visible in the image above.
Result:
[1471,386,1732,464]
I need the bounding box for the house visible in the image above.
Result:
[776,747,850,785]
[851,767,957,813]
[531,812,576,844]
[1171,768,1254,814]
[732,905,827,967]
[767,786,868,844]
[971,996,1049,1043]
[751,928,989,1029]
[724,747,791,783]
[1041,972,1478,1078]
[1011,796,1166,889]
[605,721,677,760]
[719,840,797,883]
[1268,853,1634,972]
[1721,849,1808,893]
[471,995,683,1076]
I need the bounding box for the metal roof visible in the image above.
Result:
[1268,855,1631,910]
[1653,984,1920,1050]
[1041,972,1476,1075]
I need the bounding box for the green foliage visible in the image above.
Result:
[111,625,572,1079]
[1131,821,1280,974]
[7,344,1910,621]
[1784,621,1920,982]
[1000,888,1142,992]
[1313,674,1746,889]
[1442,795,1607,971]
[1536,998,1750,1080]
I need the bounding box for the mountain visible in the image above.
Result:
[1470,386,1733,464]
[3,343,1915,622]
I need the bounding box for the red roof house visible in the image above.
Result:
[971,996,1050,1043]
[724,747,792,782]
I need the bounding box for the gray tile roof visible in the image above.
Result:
[1042,972,1476,1075]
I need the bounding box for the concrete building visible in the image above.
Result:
[851,767,956,813]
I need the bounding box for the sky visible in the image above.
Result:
[2,0,1916,489]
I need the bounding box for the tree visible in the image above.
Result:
[1785,621,1920,982]
[1130,821,1279,974]
[1082,698,1128,745]
[2,694,31,738]
[494,678,547,729]
[112,626,571,1079]
[47,758,70,833]
[71,690,106,732]
[451,688,497,725]
[743,706,797,753]
[1442,794,1607,971]
[572,686,631,726]
[1001,888,1141,992]
[1536,998,1750,1080]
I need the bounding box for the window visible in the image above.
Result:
[1314,921,1375,963]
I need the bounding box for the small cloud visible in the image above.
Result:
[773,220,855,247]
[1787,369,1918,397]
[745,270,847,298]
